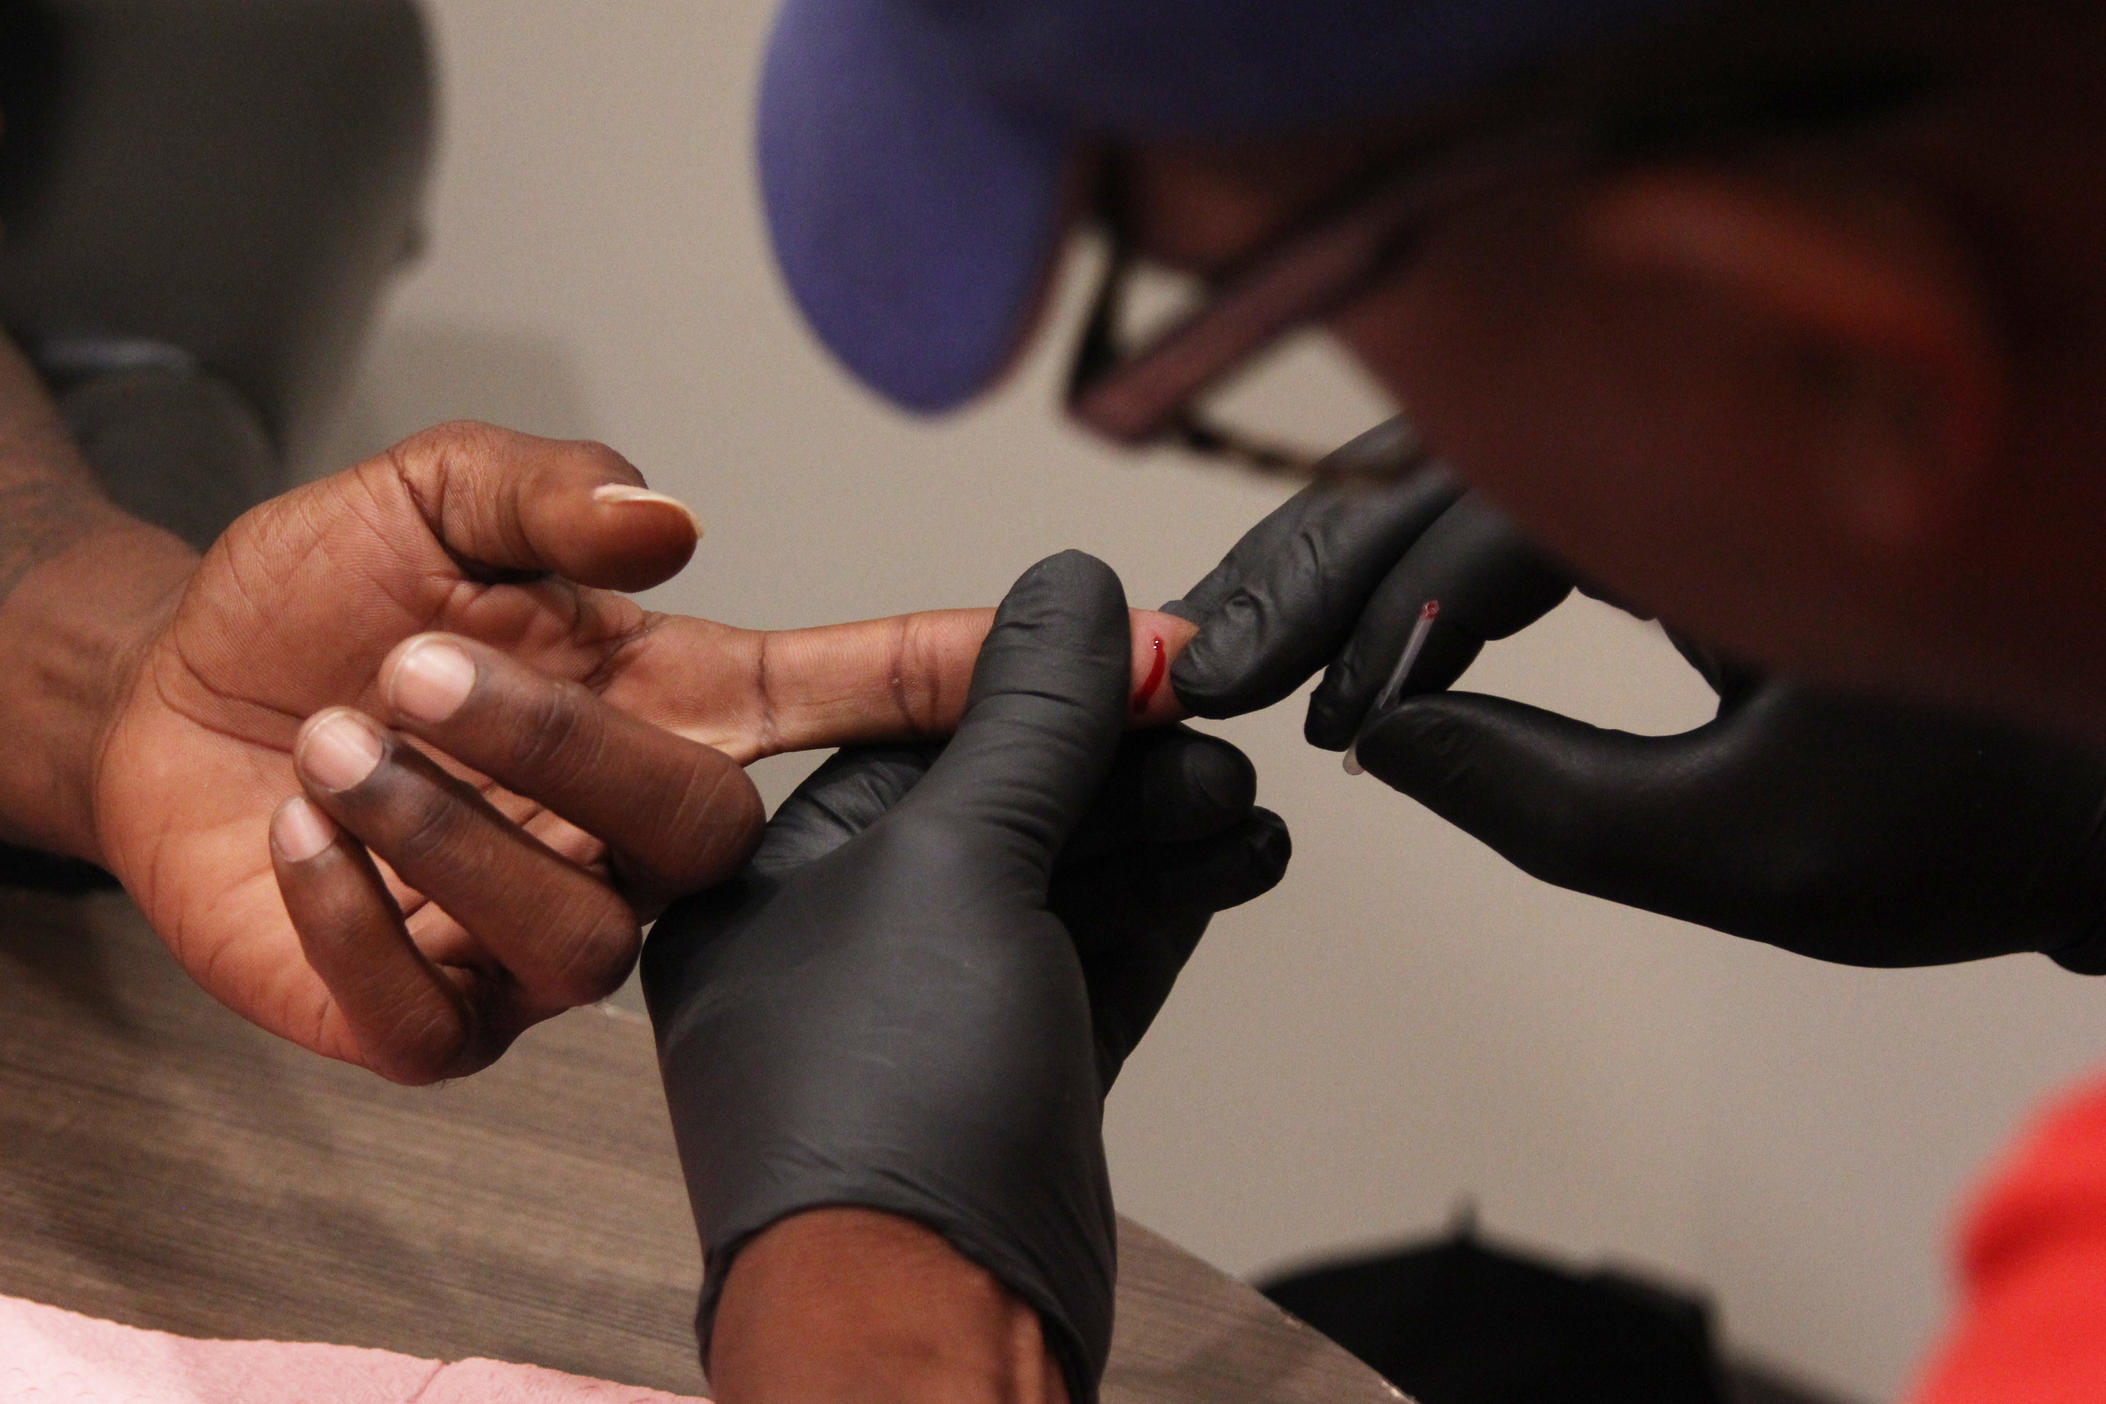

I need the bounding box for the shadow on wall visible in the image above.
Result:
[299,319,598,477]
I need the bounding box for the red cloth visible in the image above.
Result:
[1910,1072,2106,1403]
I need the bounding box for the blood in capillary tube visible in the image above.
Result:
[1131,636,1167,714]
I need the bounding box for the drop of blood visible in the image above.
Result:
[1131,635,1167,714]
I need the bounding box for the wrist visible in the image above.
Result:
[0,509,196,862]
[709,1209,1070,1404]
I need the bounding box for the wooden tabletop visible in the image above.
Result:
[0,887,1403,1403]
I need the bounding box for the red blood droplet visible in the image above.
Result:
[1421,599,1441,620]
[1131,635,1167,714]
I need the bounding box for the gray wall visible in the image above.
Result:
[309,3,2106,1398]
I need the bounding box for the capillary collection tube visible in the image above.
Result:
[1344,599,1440,776]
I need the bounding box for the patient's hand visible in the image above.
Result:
[93,420,1188,1083]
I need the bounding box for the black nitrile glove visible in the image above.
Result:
[642,551,1291,1403]
[1165,419,1570,741]
[1169,424,2106,973]
[1363,662,2106,972]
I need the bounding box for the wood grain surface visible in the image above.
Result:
[0,888,1404,1403]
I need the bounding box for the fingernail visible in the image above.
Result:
[299,711,384,792]
[591,483,705,538]
[390,638,477,724]
[271,795,336,862]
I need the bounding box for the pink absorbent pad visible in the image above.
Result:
[0,1292,709,1403]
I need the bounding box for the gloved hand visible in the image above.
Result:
[1168,420,2106,973]
[642,551,1290,1403]
[1164,418,1568,738]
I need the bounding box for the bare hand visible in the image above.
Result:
[92,422,1190,1082]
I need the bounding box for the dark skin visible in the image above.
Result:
[714,1212,1068,1404]
[0,336,1192,1085]
[1,328,1206,1402]
[1044,3,2090,749]
[1118,1,2106,748]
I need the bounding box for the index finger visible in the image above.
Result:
[623,606,1197,766]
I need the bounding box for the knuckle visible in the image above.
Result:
[371,1016,469,1087]
[506,678,604,787]
[415,417,502,449]
[355,987,473,1086]
[538,894,641,1006]
[651,761,765,888]
[570,438,639,486]
[896,614,949,737]
[381,779,473,872]
[394,418,504,472]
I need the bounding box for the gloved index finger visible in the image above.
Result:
[895,551,1131,869]
[1167,420,1461,719]
[1164,418,1424,622]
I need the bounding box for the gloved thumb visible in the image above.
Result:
[1356,690,1667,899]
[896,551,1131,871]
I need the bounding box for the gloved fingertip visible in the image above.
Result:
[1172,734,1257,833]
[1157,597,1204,625]
[1002,549,1124,624]
[1248,808,1292,886]
[1043,546,1117,583]
[1351,697,1474,797]
[1206,809,1294,911]
[2050,926,2106,976]
[1165,644,1239,720]
[1302,695,1356,752]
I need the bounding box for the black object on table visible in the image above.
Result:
[1261,1218,1861,1404]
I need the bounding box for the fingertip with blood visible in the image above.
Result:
[1127,609,1196,728]
[1132,636,1167,714]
